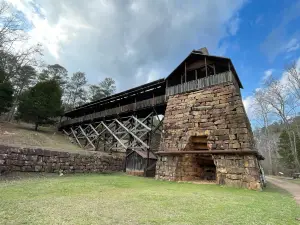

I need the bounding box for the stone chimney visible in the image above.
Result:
[198,47,209,55]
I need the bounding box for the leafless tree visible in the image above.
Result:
[0,1,30,49]
[0,1,43,121]
[263,76,300,170]
[253,88,275,173]
[286,62,300,100]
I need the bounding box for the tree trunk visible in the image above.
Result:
[34,123,38,131]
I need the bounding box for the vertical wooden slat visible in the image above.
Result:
[205,57,208,77]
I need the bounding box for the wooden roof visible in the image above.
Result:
[165,50,243,88]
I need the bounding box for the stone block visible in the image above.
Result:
[214,129,229,136]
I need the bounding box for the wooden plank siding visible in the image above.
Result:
[60,95,166,127]
[166,71,234,96]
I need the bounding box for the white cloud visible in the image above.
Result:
[228,17,240,36]
[7,0,246,91]
[285,38,300,52]
[261,1,300,61]
[263,69,273,80]
[243,95,255,119]
[280,57,300,86]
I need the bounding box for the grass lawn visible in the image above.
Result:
[0,174,299,225]
[290,179,300,184]
[273,176,300,185]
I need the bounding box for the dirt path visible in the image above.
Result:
[267,176,300,205]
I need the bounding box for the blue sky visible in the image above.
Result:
[7,0,300,117]
[226,0,300,99]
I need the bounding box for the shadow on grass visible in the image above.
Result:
[264,182,291,195]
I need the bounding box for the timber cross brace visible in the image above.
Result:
[62,112,163,154]
[59,48,265,190]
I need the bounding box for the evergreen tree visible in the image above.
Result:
[0,69,13,114]
[278,130,300,170]
[38,64,68,88]
[89,77,116,101]
[65,71,87,108]
[16,80,63,131]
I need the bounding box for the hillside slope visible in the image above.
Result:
[0,122,82,152]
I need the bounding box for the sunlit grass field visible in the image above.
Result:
[0,173,299,225]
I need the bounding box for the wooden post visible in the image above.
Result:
[184,62,187,82]
[195,70,198,80]
[166,79,168,97]
[152,92,155,106]
[205,57,208,77]
[228,61,231,71]
[71,127,83,148]
[213,65,216,75]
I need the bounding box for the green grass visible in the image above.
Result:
[272,176,300,185]
[0,174,299,225]
[290,179,300,184]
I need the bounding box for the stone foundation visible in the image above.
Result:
[156,82,263,190]
[0,145,124,174]
[155,154,261,190]
[214,155,261,190]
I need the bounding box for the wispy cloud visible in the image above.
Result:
[255,15,263,25]
[263,69,273,80]
[285,38,300,52]
[261,0,300,61]
[227,17,240,35]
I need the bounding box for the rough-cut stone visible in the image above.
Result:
[0,145,124,174]
[156,83,262,190]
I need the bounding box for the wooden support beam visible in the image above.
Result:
[89,124,99,135]
[115,119,149,149]
[101,121,127,149]
[79,125,95,149]
[71,127,83,148]
[131,116,151,131]
[156,150,264,160]
[62,129,70,136]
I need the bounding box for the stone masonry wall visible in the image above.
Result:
[156,154,261,190]
[161,83,254,152]
[156,82,262,190]
[0,145,124,174]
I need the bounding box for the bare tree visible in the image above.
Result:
[286,62,300,100]
[0,1,43,121]
[253,89,275,174]
[0,1,30,49]
[263,76,300,170]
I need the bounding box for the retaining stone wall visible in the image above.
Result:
[0,145,124,174]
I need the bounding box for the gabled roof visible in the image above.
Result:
[128,150,157,159]
[64,78,165,116]
[166,49,243,88]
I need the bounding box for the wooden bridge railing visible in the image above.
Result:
[60,71,238,128]
[60,95,166,127]
[166,71,235,96]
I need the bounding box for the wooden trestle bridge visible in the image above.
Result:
[59,48,242,175]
